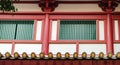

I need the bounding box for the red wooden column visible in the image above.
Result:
[106,13,114,54]
[42,14,50,54]
[99,1,118,54]
[39,1,58,55]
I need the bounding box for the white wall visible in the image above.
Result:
[51,21,58,40]
[13,4,42,12]
[36,21,42,40]
[55,4,103,12]
[99,20,105,40]
[0,44,12,54]
[79,44,106,54]
[114,44,120,54]
[49,44,76,54]
[114,20,119,40]
[14,44,42,54]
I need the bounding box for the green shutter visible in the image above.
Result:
[59,20,96,40]
[0,20,34,40]
[0,20,16,40]
[16,20,34,40]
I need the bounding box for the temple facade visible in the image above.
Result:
[0,0,120,57]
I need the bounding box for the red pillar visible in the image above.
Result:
[106,13,114,54]
[42,14,50,54]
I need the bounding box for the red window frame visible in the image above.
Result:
[0,15,44,54]
[49,15,107,54]
[112,15,120,43]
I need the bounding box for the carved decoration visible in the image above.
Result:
[39,1,58,12]
[99,1,118,12]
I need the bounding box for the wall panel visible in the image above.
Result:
[0,44,12,54]
[114,20,119,40]
[36,21,42,40]
[49,44,76,54]
[99,20,104,40]
[51,21,58,40]
[79,44,106,54]
[14,44,42,54]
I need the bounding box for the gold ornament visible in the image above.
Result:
[73,52,78,59]
[65,52,70,59]
[116,52,120,59]
[99,52,104,59]
[31,52,36,59]
[22,52,28,59]
[90,52,96,59]
[39,52,45,59]
[56,52,61,59]
[5,52,11,58]
[14,52,20,59]
[107,52,113,59]
[48,52,53,59]
[82,52,87,59]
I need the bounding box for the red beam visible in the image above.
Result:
[1,12,120,15]
[3,12,120,15]
[42,14,50,55]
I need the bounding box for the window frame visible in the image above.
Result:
[0,15,44,54]
[49,15,106,54]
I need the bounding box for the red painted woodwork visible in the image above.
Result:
[42,14,50,54]
[0,40,42,44]
[0,12,107,15]
[0,15,44,20]
[33,20,38,40]
[106,13,114,54]
[0,60,119,65]
[49,40,105,44]
[96,20,99,40]
[76,42,79,53]
[56,20,60,40]
[50,15,106,20]
[11,42,15,55]
[118,20,120,41]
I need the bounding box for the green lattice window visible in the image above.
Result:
[59,20,96,40]
[0,20,34,40]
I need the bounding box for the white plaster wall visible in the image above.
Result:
[51,21,58,40]
[114,44,120,54]
[99,20,104,40]
[49,44,76,54]
[58,0,101,1]
[79,44,106,54]
[13,4,42,12]
[0,44,12,54]
[36,21,42,40]
[55,4,103,12]
[14,44,42,54]
[114,20,119,40]
[20,0,40,1]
